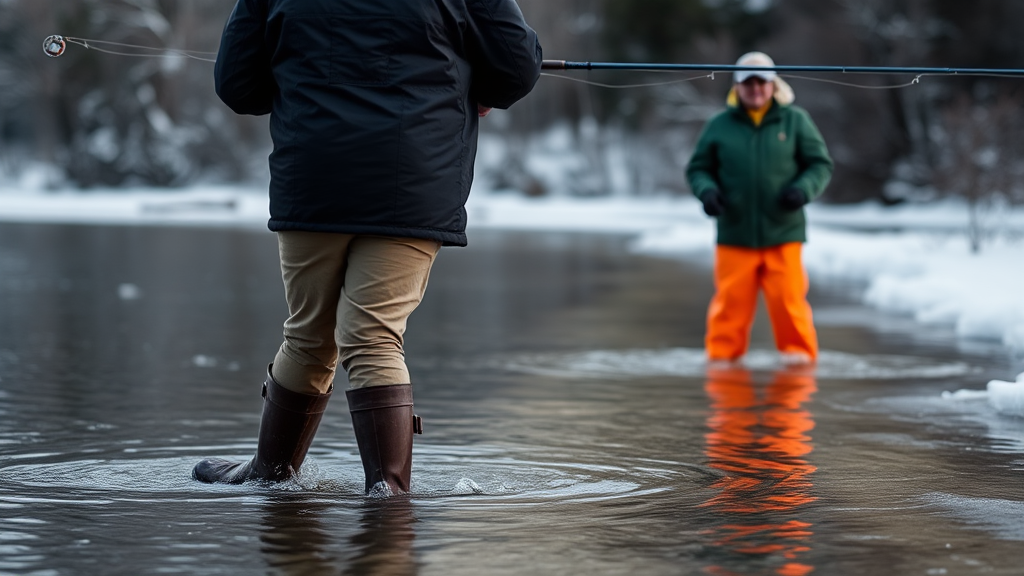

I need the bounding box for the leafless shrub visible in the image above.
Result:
[932,92,1024,252]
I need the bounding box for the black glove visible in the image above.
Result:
[778,187,808,211]
[700,189,726,217]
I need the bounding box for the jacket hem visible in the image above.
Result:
[715,237,807,249]
[267,220,467,247]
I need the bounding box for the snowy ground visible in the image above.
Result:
[1,176,1022,414]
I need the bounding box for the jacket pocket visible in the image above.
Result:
[329,17,395,86]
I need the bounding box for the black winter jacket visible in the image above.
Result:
[215,0,542,246]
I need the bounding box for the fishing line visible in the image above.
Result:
[540,70,930,91]
[539,72,714,89]
[44,35,217,62]
[780,74,922,90]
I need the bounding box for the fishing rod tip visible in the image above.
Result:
[43,35,66,58]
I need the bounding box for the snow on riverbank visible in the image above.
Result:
[1,184,1022,359]
[0,186,270,227]
[944,372,1024,418]
[987,374,1024,417]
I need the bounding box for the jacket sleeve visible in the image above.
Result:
[790,108,834,202]
[214,0,275,116]
[465,0,543,109]
[686,119,721,201]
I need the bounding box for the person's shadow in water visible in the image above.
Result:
[700,365,818,576]
[260,494,419,576]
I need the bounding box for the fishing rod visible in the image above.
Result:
[42,34,1024,81]
[541,60,1024,77]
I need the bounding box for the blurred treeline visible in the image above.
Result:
[0,0,1022,205]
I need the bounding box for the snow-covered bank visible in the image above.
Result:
[987,373,1024,417]
[0,186,269,228]
[944,372,1024,418]
[466,194,702,234]
[1,186,1022,357]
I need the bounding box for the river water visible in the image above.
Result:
[0,223,1022,575]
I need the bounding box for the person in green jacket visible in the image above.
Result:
[686,51,834,365]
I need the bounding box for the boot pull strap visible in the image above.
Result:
[413,414,423,435]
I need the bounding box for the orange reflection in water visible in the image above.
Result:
[701,366,818,575]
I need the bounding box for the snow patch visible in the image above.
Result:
[942,372,1024,418]
[987,373,1024,418]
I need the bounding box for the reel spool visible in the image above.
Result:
[43,35,67,58]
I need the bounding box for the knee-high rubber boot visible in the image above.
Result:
[192,365,332,484]
[347,384,423,496]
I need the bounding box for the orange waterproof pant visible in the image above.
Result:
[706,242,818,361]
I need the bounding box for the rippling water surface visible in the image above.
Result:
[1,224,1022,575]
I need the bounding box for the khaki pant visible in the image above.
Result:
[271,232,440,395]
[706,242,818,362]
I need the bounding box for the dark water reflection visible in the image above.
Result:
[341,500,418,576]
[257,495,418,576]
[1,223,1023,575]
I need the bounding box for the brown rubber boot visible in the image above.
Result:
[346,384,423,496]
[192,365,332,484]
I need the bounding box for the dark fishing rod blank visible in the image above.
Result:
[541,60,1024,77]
[40,36,1024,78]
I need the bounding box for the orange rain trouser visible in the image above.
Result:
[706,242,818,361]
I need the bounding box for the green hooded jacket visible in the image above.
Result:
[686,94,833,248]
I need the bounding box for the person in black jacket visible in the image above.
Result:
[192,0,542,496]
